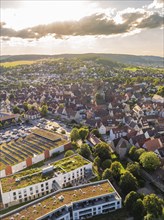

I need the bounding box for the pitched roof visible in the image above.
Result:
[143,138,163,152]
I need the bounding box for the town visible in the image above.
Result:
[0,55,164,220]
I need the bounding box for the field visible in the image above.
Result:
[123,66,139,72]
[0,60,37,67]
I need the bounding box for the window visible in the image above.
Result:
[46,186,49,190]
[46,182,48,186]
[41,184,44,187]
[30,187,33,191]
[18,191,21,194]
[19,195,22,199]
[13,192,16,196]
[13,196,17,200]
[36,190,39,193]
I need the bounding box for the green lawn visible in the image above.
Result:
[124,67,139,72]
[0,60,37,67]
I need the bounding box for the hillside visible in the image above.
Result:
[0,53,163,67]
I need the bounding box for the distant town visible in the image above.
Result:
[0,55,164,220]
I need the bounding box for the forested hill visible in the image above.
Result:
[0,53,163,67]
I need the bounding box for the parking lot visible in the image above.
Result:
[0,118,70,144]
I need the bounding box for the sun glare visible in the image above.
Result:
[1,1,89,30]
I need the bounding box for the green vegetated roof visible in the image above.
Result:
[3,181,115,220]
[1,155,90,192]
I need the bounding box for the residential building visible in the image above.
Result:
[2,180,122,220]
[0,154,92,208]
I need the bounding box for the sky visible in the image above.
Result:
[0,0,164,56]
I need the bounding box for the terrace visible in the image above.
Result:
[1,155,89,192]
[3,181,115,220]
[0,132,68,171]
[53,155,89,172]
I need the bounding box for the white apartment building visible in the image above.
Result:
[0,154,92,208]
[1,180,122,220]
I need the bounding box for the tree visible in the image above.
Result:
[79,144,91,159]
[70,128,80,141]
[95,93,104,105]
[102,159,112,170]
[23,102,29,112]
[64,150,74,158]
[139,152,160,171]
[144,213,154,220]
[126,162,141,178]
[157,86,164,97]
[94,142,111,161]
[110,161,122,180]
[128,146,145,161]
[143,194,164,218]
[133,199,145,220]
[128,146,137,160]
[61,130,66,134]
[91,129,101,138]
[4,121,9,127]
[40,104,48,117]
[78,127,89,141]
[13,105,20,114]
[119,171,138,195]
[102,168,112,181]
[135,148,146,161]
[124,191,141,215]
[94,156,101,169]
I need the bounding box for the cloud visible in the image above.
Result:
[1,1,24,9]
[137,12,164,28]
[148,0,164,8]
[1,11,163,40]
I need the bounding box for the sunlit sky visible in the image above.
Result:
[1,0,164,56]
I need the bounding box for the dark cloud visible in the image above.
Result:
[137,13,164,28]
[1,11,163,40]
[0,21,6,28]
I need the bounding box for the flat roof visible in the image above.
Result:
[31,128,62,141]
[3,180,115,220]
[1,155,90,192]
[0,133,68,171]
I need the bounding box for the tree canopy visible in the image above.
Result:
[94,142,111,161]
[126,162,141,178]
[64,150,74,158]
[139,152,161,170]
[110,161,122,180]
[143,194,164,218]
[102,168,113,181]
[78,127,89,140]
[70,128,80,141]
[119,171,138,195]
[78,143,91,159]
